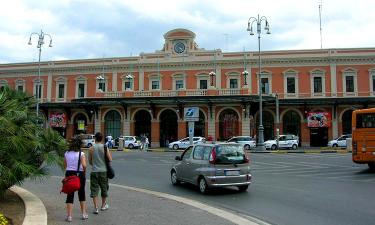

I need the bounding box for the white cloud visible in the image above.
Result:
[0,0,374,63]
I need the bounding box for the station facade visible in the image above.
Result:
[1,28,375,147]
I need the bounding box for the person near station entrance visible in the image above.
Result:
[105,135,113,149]
[89,132,112,214]
[63,136,88,222]
[140,134,147,151]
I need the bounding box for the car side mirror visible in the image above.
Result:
[175,156,182,161]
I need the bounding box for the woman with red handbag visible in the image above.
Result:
[63,136,88,222]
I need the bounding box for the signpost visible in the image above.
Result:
[184,107,199,145]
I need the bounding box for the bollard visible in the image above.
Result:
[118,137,124,151]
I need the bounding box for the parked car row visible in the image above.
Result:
[327,134,352,148]
[264,134,299,150]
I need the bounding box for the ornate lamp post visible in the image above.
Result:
[247,15,271,150]
[209,71,216,86]
[242,70,249,86]
[28,30,53,117]
[96,75,105,92]
[125,74,134,90]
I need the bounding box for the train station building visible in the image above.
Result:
[1,28,374,147]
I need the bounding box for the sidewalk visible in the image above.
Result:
[20,176,265,225]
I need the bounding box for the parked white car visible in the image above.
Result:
[327,134,352,148]
[227,136,256,150]
[264,134,299,150]
[168,137,206,150]
[77,134,95,148]
[118,136,141,149]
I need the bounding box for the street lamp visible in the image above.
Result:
[125,74,134,90]
[96,75,105,92]
[247,14,271,151]
[209,71,216,86]
[28,30,53,117]
[242,70,249,86]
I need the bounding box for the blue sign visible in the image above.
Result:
[184,107,199,122]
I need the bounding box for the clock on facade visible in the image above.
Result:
[174,41,186,54]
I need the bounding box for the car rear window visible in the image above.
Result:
[215,145,246,164]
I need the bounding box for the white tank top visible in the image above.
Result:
[65,151,84,171]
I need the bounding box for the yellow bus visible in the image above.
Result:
[352,108,375,170]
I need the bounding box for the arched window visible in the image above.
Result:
[104,110,121,139]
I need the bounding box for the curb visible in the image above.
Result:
[10,186,47,225]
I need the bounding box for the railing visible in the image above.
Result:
[134,91,152,97]
[160,90,178,97]
[219,89,240,95]
[41,90,374,103]
[186,90,207,96]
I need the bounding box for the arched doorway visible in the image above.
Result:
[283,110,302,145]
[73,113,88,135]
[256,111,274,142]
[219,109,239,140]
[134,110,151,138]
[160,109,178,147]
[185,110,206,137]
[104,110,121,139]
[342,110,353,134]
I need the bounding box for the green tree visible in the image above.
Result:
[0,87,67,198]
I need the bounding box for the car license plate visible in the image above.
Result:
[225,170,240,176]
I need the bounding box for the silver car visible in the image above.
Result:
[170,143,251,194]
[168,137,206,150]
[227,136,256,150]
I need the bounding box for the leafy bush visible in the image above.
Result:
[0,87,67,198]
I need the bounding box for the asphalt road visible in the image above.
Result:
[96,151,375,225]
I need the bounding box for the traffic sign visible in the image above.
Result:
[184,107,199,122]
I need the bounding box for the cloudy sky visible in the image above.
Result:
[0,0,374,63]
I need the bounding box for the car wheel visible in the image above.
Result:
[171,170,180,185]
[87,143,92,148]
[198,177,208,194]
[173,144,179,150]
[238,185,249,192]
[292,144,297,150]
[368,163,375,170]
[332,143,338,148]
[271,144,277,150]
[128,144,134,149]
[244,144,250,150]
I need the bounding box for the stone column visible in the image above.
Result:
[241,105,251,136]
[139,68,144,91]
[330,61,337,97]
[207,106,216,141]
[47,72,52,101]
[178,120,187,139]
[94,109,101,134]
[112,71,117,92]
[151,119,160,148]
[332,106,338,139]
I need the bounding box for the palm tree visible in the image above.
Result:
[0,87,67,198]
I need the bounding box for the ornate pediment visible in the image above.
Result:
[161,28,201,55]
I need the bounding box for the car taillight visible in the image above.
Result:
[209,147,216,164]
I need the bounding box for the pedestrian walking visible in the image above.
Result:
[144,136,149,151]
[63,136,88,222]
[89,132,112,214]
[140,134,146,151]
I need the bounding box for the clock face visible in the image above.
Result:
[174,42,186,54]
